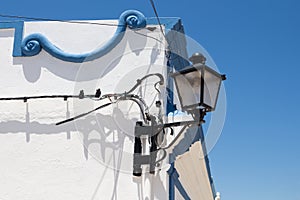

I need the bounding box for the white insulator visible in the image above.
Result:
[215,192,221,200]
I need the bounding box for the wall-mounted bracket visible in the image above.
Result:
[133,121,160,176]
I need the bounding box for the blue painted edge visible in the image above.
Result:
[167,163,191,200]
[162,17,217,199]
[0,21,24,56]
[161,17,192,200]
[0,13,186,64]
[168,163,175,200]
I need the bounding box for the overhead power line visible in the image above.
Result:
[0,13,122,27]
[0,12,168,46]
[148,0,168,43]
[0,10,174,56]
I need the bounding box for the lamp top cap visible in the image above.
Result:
[189,52,206,65]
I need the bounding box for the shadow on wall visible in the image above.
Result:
[0,29,14,37]
[12,30,150,83]
[1,27,168,199]
[76,107,135,161]
[0,103,133,162]
[132,172,168,200]
[0,103,168,199]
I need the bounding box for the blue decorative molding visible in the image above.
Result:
[20,10,146,63]
[0,21,24,56]
[1,11,186,64]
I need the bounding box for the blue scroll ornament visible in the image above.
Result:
[21,10,147,63]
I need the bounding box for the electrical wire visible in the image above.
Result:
[129,95,149,113]
[148,0,168,44]
[0,13,123,27]
[154,124,190,164]
[125,98,148,123]
[55,102,113,125]
[55,95,148,125]
[154,148,167,164]
[126,73,164,94]
[0,94,95,102]
[0,10,187,63]
[0,12,173,53]
[0,12,174,55]
[55,74,163,125]
[154,81,161,94]
[133,30,164,44]
[154,126,168,148]
[155,114,198,164]
[148,0,188,64]
[0,11,185,63]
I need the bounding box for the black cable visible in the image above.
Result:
[0,11,182,62]
[131,97,149,115]
[133,30,164,44]
[152,123,190,164]
[55,96,148,125]
[55,102,113,125]
[126,73,164,94]
[0,94,95,102]
[2,74,163,125]
[126,98,147,123]
[154,82,161,94]
[148,0,167,43]
[160,124,189,150]
[148,0,186,66]
[155,148,167,164]
[0,13,170,48]
[0,13,123,27]
[99,74,163,100]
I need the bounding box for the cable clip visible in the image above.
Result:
[79,90,84,99]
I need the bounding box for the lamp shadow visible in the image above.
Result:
[133,173,167,200]
[0,104,139,199]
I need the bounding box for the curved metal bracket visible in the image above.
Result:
[21,10,147,63]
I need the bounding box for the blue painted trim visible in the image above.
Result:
[19,10,146,63]
[161,17,191,200]
[0,21,24,56]
[168,164,191,200]
[146,17,182,33]
[161,17,190,114]
[2,12,185,64]
[168,163,175,200]
[161,16,217,199]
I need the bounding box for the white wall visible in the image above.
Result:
[0,19,171,200]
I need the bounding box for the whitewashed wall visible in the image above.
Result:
[0,19,172,200]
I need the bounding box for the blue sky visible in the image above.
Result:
[1,0,300,199]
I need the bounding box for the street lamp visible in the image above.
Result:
[132,52,226,176]
[172,52,226,113]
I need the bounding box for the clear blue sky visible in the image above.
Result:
[1,0,299,199]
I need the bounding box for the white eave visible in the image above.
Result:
[175,141,215,200]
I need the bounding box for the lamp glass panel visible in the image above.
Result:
[175,70,202,109]
[203,69,222,109]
